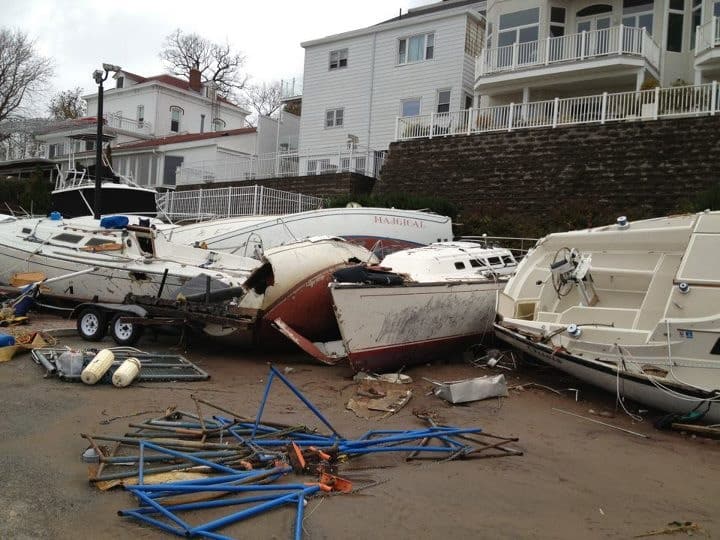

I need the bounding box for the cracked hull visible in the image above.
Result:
[330,280,501,372]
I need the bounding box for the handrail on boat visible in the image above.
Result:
[454,235,539,255]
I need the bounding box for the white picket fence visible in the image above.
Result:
[156,185,325,222]
[396,81,720,141]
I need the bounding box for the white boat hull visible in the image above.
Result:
[331,280,500,372]
[495,324,720,424]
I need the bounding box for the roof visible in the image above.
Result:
[301,0,484,47]
[113,127,257,151]
[110,71,238,107]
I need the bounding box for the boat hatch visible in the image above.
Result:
[127,226,155,257]
[52,233,83,243]
[85,237,115,247]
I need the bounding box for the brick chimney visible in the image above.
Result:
[189,64,201,92]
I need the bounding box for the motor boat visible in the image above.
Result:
[162,207,454,257]
[495,212,720,423]
[274,241,519,372]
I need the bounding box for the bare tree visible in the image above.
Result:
[159,29,247,99]
[48,87,87,119]
[241,81,282,125]
[0,28,53,124]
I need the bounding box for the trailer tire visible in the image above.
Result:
[77,307,107,341]
[110,312,144,346]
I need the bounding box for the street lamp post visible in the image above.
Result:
[92,63,121,219]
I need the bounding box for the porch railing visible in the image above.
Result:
[477,25,660,77]
[104,112,153,135]
[396,81,720,141]
[176,147,386,186]
[280,77,303,100]
[696,17,720,55]
[155,185,325,222]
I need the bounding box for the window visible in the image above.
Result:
[136,105,144,127]
[691,0,702,49]
[623,0,654,36]
[498,8,540,65]
[398,33,435,64]
[667,0,685,52]
[436,90,451,113]
[200,114,205,133]
[170,106,183,133]
[325,108,344,128]
[116,77,124,89]
[212,118,226,131]
[550,6,566,37]
[401,98,421,117]
[85,140,95,152]
[454,262,465,270]
[465,94,474,109]
[329,48,348,70]
[716,1,720,17]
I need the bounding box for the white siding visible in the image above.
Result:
[298,4,485,152]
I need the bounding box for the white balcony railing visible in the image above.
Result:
[477,25,660,78]
[696,17,720,55]
[396,81,720,141]
[156,185,325,221]
[176,146,386,185]
[104,112,152,135]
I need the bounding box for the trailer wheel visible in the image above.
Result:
[110,312,144,346]
[77,307,107,341]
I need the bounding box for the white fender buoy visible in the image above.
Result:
[112,357,141,388]
[81,349,115,385]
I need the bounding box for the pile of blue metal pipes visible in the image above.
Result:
[84,366,521,539]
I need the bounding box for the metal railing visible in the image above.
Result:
[457,235,538,258]
[477,25,660,77]
[155,184,325,221]
[104,112,153,134]
[396,81,720,140]
[696,17,720,55]
[280,77,303,100]
[176,147,386,185]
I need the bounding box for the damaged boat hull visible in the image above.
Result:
[331,280,500,372]
[495,324,720,423]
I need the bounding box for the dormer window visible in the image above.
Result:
[212,118,226,131]
[116,77,124,89]
[170,106,184,133]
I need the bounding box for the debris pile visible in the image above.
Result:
[82,366,523,538]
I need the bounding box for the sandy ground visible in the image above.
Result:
[1,316,719,540]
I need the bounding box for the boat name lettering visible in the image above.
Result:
[678,329,694,339]
[374,216,424,228]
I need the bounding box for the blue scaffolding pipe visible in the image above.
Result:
[128,483,313,494]
[121,494,287,515]
[132,486,192,534]
[190,485,321,535]
[121,509,187,537]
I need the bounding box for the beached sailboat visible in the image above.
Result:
[162,207,454,257]
[495,212,720,423]
[275,241,519,371]
[0,214,269,306]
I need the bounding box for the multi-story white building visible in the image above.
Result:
[26,69,300,188]
[477,0,719,106]
[297,0,486,152]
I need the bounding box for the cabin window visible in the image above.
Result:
[85,237,113,247]
[398,33,435,65]
[487,256,502,265]
[502,255,516,265]
[21,227,31,234]
[469,259,481,268]
[329,48,348,70]
[711,337,720,355]
[454,262,466,269]
[52,233,83,243]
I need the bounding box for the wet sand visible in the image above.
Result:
[1,328,718,539]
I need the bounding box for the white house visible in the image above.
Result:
[25,68,301,188]
[297,0,486,152]
[477,0,717,106]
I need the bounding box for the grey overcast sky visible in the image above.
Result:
[1,0,431,111]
